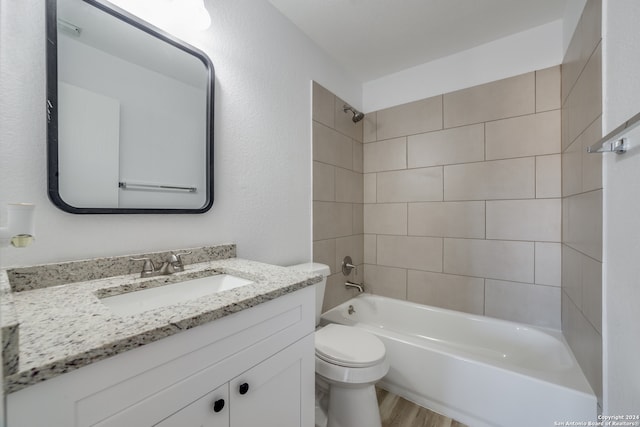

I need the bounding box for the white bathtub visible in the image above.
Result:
[320,294,597,427]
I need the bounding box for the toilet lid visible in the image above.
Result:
[315,324,386,368]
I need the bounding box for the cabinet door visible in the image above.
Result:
[154,383,229,427]
[231,335,314,427]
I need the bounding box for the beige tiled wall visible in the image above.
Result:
[362,67,562,328]
[312,82,364,311]
[312,8,602,407]
[561,0,603,407]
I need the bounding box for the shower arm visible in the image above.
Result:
[343,104,365,123]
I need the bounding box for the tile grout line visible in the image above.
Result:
[441,94,445,130]
[534,70,538,114]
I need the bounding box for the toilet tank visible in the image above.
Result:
[288,262,330,326]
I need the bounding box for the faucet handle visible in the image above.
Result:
[130,257,156,278]
[342,256,357,276]
[172,251,192,272]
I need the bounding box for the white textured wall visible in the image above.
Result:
[0,0,360,268]
[602,0,640,414]
[362,20,563,113]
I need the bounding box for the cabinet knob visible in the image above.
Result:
[212,398,225,413]
[239,382,249,395]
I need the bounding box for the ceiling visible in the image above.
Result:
[268,0,568,82]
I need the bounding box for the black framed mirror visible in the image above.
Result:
[46,0,214,214]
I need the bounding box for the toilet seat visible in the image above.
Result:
[315,324,386,368]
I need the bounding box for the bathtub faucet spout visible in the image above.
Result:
[345,281,364,293]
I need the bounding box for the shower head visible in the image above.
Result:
[343,105,365,123]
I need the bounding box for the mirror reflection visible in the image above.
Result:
[48,0,214,213]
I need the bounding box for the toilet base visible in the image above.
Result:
[326,383,381,427]
[315,379,329,427]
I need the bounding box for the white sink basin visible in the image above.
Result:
[100,274,254,316]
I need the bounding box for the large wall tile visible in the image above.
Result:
[565,43,602,145]
[444,158,535,201]
[313,239,336,274]
[485,110,560,160]
[576,0,602,83]
[562,197,570,244]
[408,201,485,238]
[443,72,535,127]
[535,242,561,287]
[562,293,603,404]
[486,199,561,242]
[335,168,363,203]
[364,234,376,264]
[536,66,561,112]
[561,23,584,105]
[561,101,572,152]
[376,167,443,202]
[313,161,335,202]
[363,264,407,299]
[407,270,484,314]
[352,203,363,234]
[376,96,443,140]
[444,238,534,283]
[353,141,363,173]
[407,124,485,168]
[363,203,407,235]
[582,255,602,334]
[377,235,442,272]
[562,244,583,310]
[312,82,334,128]
[562,138,583,197]
[313,201,353,240]
[564,190,603,261]
[313,122,353,170]
[561,0,602,105]
[363,112,377,143]
[581,117,603,192]
[363,137,407,172]
[485,280,560,328]
[364,173,376,203]
[536,154,561,199]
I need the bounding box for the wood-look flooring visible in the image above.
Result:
[376,388,467,427]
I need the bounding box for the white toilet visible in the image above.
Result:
[289,263,389,427]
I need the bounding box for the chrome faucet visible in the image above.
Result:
[131,251,191,278]
[345,281,364,293]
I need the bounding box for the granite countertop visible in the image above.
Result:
[0,244,320,394]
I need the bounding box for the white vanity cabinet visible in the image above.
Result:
[229,337,308,427]
[157,335,309,427]
[155,384,229,427]
[6,286,315,427]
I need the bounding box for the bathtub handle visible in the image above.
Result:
[342,256,358,276]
